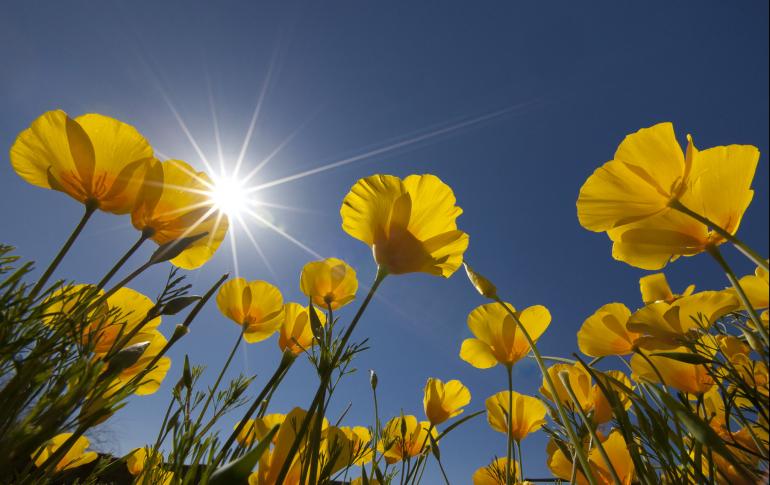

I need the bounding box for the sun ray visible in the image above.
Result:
[242,207,322,259]
[206,71,227,174]
[246,100,539,193]
[248,199,324,215]
[227,222,241,279]
[235,213,277,280]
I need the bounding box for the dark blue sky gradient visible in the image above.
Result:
[1,1,768,480]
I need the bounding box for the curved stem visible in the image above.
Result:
[493,297,598,485]
[669,199,768,271]
[30,202,97,299]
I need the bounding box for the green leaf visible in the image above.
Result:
[208,424,279,485]
[649,352,713,365]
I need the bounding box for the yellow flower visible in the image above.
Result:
[423,377,471,425]
[460,302,551,369]
[627,290,738,344]
[132,159,229,269]
[255,408,321,485]
[339,426,372,465]
[472,457,520,485]
[591,370,633,425]
[299,258,358,310]
[11,110,152,213]
[578,122,759,270]
[32,433,98,472]
[125,447,173,484]
[42,283,102,327]
[340,174,469,276]
[736,265,769,309]
[577,303,639,357]
[234,414,286,446]
[278,303,326,355]
[639,273,694,305]
[485,391,546,441]
[379,415,437,464]
[540,363,593,411]
[216,278,284,343]
[547,431,635,485]
[630,342,713,395]
[106,330,172,396]
[85,287,161,355]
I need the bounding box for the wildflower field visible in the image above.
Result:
[1,2,768,484]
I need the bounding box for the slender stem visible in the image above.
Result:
[370,384,381,480]
[707,245,769,346]
[96,229,152,289]
[30,202,97,299]
[515,440,524,483]
[669,199,768,271]
[558,372,623,485]
[435,452,451,485]
[195,331,243,428]
[275,268,387,484]
[493,297,598,485]
[506,365,514,485]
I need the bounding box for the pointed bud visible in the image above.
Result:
[369,369,378,391]
[148,232,208,265]
[463,263,497,299]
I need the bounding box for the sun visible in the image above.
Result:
[208,173,250,218]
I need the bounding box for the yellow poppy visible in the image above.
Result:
[85,287,161,355]
[627,290,738,344]
[338,426,372,465]
[216,278,284,343]
[423,377,471,425]
[547,431,635,485]
[379,415,437,464]
[577,303,639,357]
[234,414,286,446]
[639,273,695,305]
[630,343,713,395]
[340,174,469,276]
[256,407,319,485]
[42,283,102,327]
[578,122,759,270]
[278,303,326,355]
[460,302,551,369]
[472,457,520,485]
[540,363,593,411]
[11,110,152,213]
[485,391,546,441]
[736,266,769,309]
[32,433,98,472]
[132,159,229,269]
[591,370,633,425]
[106,330,172,396]
[299,258,358,310]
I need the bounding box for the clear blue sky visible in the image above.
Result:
[1,0,768,481]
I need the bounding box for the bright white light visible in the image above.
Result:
[209,174,250,218]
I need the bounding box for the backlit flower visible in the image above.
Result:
[132,159,229,269]
[578,122,759,270]
[299,258,358,310]
[460,302,551,369]
[547,431,635,485]
[423,377,471,425]
[577,303,639,357]
[735,265,769,310]
[235,414,286,446]
[11,110,152,213]
[472,457,520,485]
[32,433,98,472]
[540,363,593,411]
[216,278,284,343]
[278,303,326,355]
[630,342,713,395]
[379,415,437,464]
[106,330,172,396]
[341,174,469,276]
[85,287,161,355]
[485,391,546,441]
[639,273,694,305]
[464,263,498,299]
[591,370,633,425]
[338,426,372,465]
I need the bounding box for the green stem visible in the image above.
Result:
[670,199,768,271]
[515,440,524,483]
[30,202,97,299]
[493,297,598,485]
[707,245,769,346]
[194,331,243,429]
[96,229,152,289]
[506,365,514,485]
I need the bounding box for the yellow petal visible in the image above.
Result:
[485,390,547,441]
[578,303,638,357]
[341,174,406,246]
[630,344,713,395]
[299,258,358,310]
[217,278,284,343]
[459,339,498,369]
[639,273,674,304]
[472,457,519,485]
[423,377,471,425]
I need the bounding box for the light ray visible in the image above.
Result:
[228,223,241,279]
[242,207,322,259]
[235,213,277,280]
[162,94,217,176]
[247,101,538,193]
[206,71,227,174]
[248,199,324,215]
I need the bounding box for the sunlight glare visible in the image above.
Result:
[209,174,250,218]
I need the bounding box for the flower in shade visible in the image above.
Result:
[577,303,639,357]
[85,287,161,355]
[216,278,284,343]
[472,457,521,485]
[547,431,635,485]
[11,110,152,213]
[630,342,714,395]
[299,258,358,310]
[485,391,546,441]
[379,415,437,464]
[639,273,694,305]
[234,414,286,446]
[339,426,373,465]
[278,303,327,355]
[460,302,551,369]
[105,330,172,396]
[340,174,469,276]
[577,122,759,270]
[132,159,229,269]
[32,433,98,472]
[591,370,633,425]
[540,363,593,411]
[423,377,471,425]
[125,448,173,485]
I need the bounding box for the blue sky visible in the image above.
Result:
[1,0,768,481]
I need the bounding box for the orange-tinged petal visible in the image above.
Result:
[589,431,635,485]
[591,370,632,424]
[485,391,547,441]
[423,377,471,425]
[278,302,326,354]
[541,363,593,411]
[472,457,519,485]
[299,258,358,310]
[459,339,498,369]
[577,303,638,357]
[217,279,284,343]
[630,344,713,395]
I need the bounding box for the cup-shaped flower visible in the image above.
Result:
[11,110,153,213]
[639,273,694,305]
[216,278,284,343]
[472,457,520,485]
[547,431,635,485]
[627,290,738,344]
[256,407,322,485]
[630,342,713,395]
[299,258,358,310]
[132,159,229,269]
[278,303,327,355]
[235,414,286,446]
[485,391,546,441]
[735,265,769,310]
[591,370,632,425]
[578,122,759,270]
[85,287,161,355]
[540,363,593,411]
[577,303,639,357]
[106,330,172,396]
[340,174,469,276]
[460,302,551,369]
[423,377,471,425]
[32,433,98,471]
[379,415,437,464]
[339,426,373,465]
